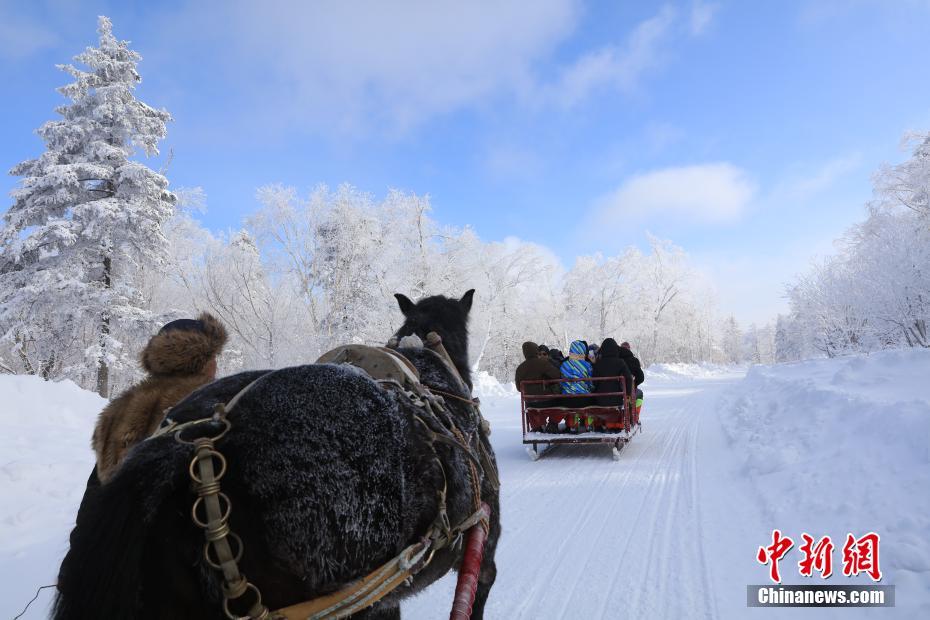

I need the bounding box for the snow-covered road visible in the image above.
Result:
[405,372,746,619]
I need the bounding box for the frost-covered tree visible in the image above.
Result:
[641,236,686,364]
[120,181,746,381]
[774,313,805,362]
[742,322,775,364]
[787,132,930,356]
[0,16,175,396]
[872,132,930,219]
[720,316,742,363]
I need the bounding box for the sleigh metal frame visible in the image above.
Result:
[520,376,641,461]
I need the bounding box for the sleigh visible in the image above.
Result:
[520,376,641,461]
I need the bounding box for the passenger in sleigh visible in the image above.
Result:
[547,347,566,369]
[591,338,633,431]
[559,340,594,430]
[515,341,562,432]
[619,341,645,420]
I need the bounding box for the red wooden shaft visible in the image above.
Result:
[449,503,492,620]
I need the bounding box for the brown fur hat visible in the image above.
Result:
[141,312,228,377]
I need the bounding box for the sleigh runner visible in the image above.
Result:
[520,376,642,461]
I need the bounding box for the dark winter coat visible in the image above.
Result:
[592,338,633,406]
[514,341,561,395]
[618,346,645,387]
[91,312,228,483]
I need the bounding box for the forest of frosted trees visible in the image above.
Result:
[1,17,927,397]
[779,134,930,361]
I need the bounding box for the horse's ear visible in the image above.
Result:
[459,289,475,313]
[394,293,415,316]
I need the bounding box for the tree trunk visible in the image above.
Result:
[473,314,493,372]
[40,350,56,380]
[95,254,111,398]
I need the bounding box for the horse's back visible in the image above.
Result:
[57,364,437,618]
[159,364,435,596]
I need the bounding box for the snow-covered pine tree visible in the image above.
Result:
[0,16,175,396]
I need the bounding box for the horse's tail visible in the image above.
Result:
[53,449,190,619]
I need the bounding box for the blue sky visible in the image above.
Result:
[3,0,930,324]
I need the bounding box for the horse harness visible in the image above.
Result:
[152,332,497,620]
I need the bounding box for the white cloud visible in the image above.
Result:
[551,5,677,107]
[156,1,712,136]
[164,0,580,135]
[593,163,756,225]
[142,0,725,140]
[689,0,719,36]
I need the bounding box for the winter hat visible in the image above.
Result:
[141,312,228,377]
[522,341,540,361]
[569,340,587,356]
[600,338,621,357]
[620,341,631,350]
[537,344,550,355]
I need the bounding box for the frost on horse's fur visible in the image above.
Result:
[54,291,499,620]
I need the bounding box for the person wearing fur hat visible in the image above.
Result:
[91,313,228,483]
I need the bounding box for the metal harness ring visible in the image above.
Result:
[175,416,232,445]
[205,532,245,569]
[222,582,268,620]
[189,448,228,484]
[191,492,232,529]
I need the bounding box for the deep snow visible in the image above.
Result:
[1,353,927,618]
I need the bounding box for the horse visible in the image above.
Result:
[53,289,500,620]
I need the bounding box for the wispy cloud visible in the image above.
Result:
[592,163,756,226]
[547,2,720,109]
[160,0,580,136]
[775,153,863,201]
[689,0,719,36]
[152,1,719,138]
[549,6,678,108]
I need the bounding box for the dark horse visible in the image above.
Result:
[54,290,500,619]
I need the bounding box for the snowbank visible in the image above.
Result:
[717,349,930,611]
[472,370,517,399]
[0,375,103,619]
[646,361,745,383]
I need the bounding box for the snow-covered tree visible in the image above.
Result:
[0,16,175,396]
[63,177,747,382]
[720,316,742,363]
[872,132,930,219]
[774,313,805,362]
